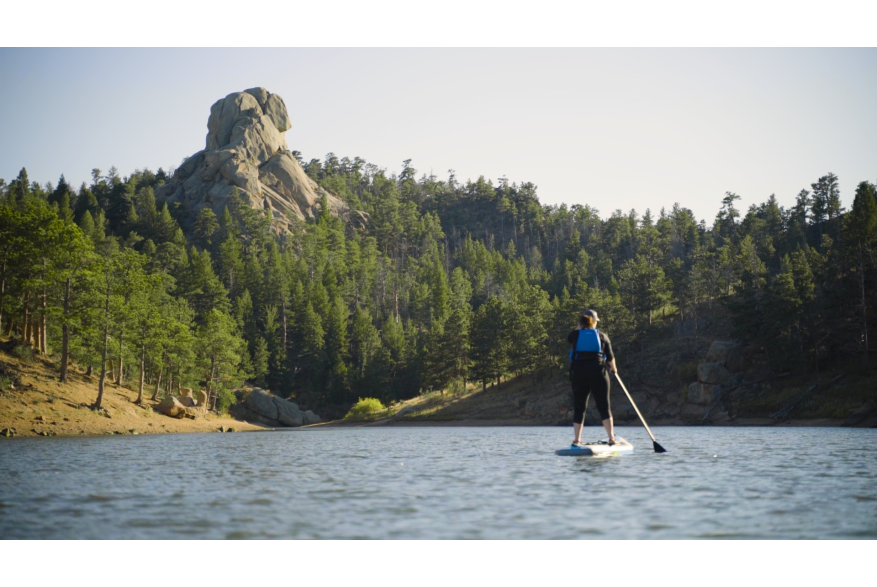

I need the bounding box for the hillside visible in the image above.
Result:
[332,311,877,428]
[3,89,877,424]
[0,340,263,438]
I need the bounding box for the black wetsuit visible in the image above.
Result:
[567,329,614,423]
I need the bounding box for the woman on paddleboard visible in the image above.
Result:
[568,309,617,446]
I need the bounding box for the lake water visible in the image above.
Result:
[1,426,876,539]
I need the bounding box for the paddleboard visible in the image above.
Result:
[555,437,633,456]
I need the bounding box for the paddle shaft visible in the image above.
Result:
[613,372,659,444]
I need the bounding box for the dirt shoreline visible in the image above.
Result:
[0,351,267,439]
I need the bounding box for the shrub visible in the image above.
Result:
[0,375,11,391]
[448,380,468,396]
[214,387,237,414]
[344,397,387,421]
[12,345,33,363]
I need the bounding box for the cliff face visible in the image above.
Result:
[156,88,357,233]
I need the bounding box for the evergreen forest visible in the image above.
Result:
[1,157,876,418]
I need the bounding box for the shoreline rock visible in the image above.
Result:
[241,388,320,428]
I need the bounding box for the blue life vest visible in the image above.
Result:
[569,328,603,363]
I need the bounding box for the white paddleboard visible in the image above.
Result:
[555,437,633,456]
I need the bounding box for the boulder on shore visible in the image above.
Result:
[273,396,304,427]
[242,388,320,427]
[697,362,730,385]
[156,396,188,419]
[246,388,279,421]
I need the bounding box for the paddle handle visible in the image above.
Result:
[613,372,658,444]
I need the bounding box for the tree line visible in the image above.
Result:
[1,159,875,417]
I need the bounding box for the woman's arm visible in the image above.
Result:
[601,333,617,373]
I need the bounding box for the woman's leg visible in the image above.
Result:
[590,368,615,443]
[571,367,590,444]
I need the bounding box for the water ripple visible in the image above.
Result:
[0,427,875,538]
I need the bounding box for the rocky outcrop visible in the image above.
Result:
[274,397,303,427]
[246,388,279,420]
[241,388,320,427]
[705,340,748,372]
[156,396,199,419]
[156,389,209,419]
[156,396,186,418]
[156,87,361,234]
[683,340,747,422]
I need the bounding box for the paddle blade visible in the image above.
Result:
[653,441,667,453]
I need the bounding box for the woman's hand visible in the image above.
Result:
[607,360,618,375]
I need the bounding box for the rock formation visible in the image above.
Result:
[237,388,321,427]
[156,388,209,419]
[683,340,748,422]
[156,88,360,233]
[156,396,199,419]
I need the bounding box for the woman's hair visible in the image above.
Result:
[579,314,596,329]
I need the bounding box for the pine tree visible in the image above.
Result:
[9,168,30,203]
[350,307,380,379]
[50,219,96,383]
[845,181,877,361]
[48,175,74,208]
[216,230,244,296]
[106,179,137,234]
[251,336,270,386]
[324,295,349,401]
[196,309,248,411]
[179,248,230,321]
[193,207,218,250]
[429,255,451,326]
[811,173,842,223]
[470,296,508,390]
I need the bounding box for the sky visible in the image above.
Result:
[1,48,875,223]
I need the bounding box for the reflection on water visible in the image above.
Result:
[1,427,875,539]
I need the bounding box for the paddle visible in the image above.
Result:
[613,372,667,453]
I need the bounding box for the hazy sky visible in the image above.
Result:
[1,48,875,223]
